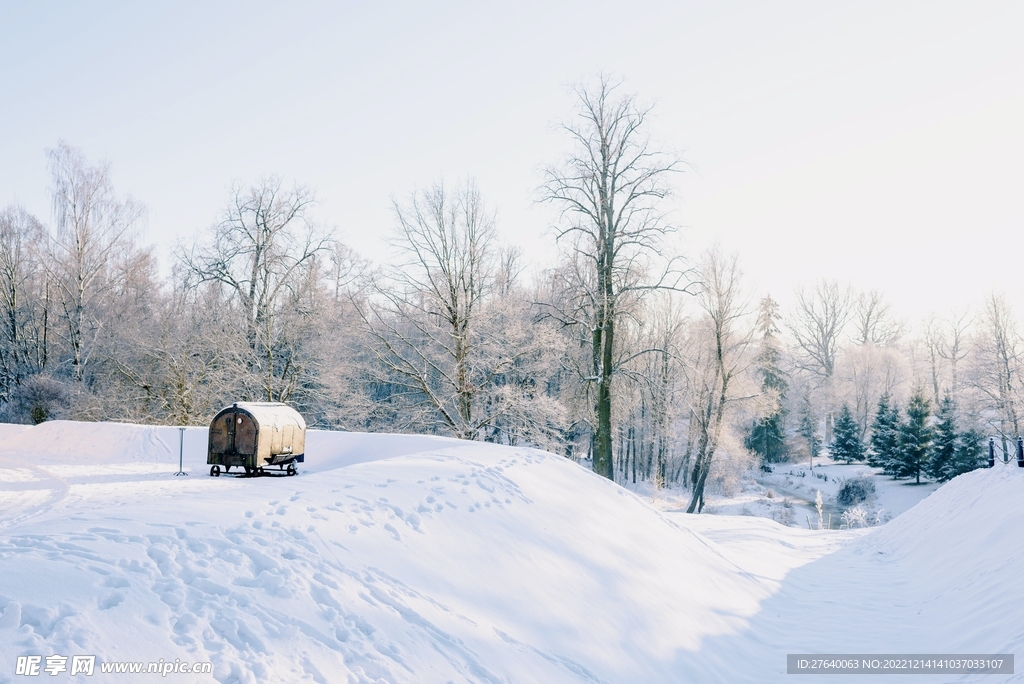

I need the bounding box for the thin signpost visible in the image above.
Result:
[176,427,188,476]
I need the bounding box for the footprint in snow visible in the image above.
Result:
[98,593,125,610]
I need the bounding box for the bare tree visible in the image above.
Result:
[790,280,852,380]
[179,177,331,402]
[837,342,908,440]
[0,205,50,400]
[540,75,685,480]
[938,308,972,403]
[361,180,560,442]
[973,295,1021,457]
[853,290,904,346]
[46,141,144,381]
[685,250,752,513]
[789,280,851,442]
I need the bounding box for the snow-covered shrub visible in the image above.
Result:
[841,504,870,528]
[706,433,757,498]
[837,477,876,508]
[770,504,795,526]
[0,375,70,424]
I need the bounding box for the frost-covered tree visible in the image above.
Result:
[0,205,50,402]
[796,394,821,465]
[685,249,752,513]
[179,177,332,404]
[745,295,788,464]
[46,141,145,382]
[362,180,562,444]
[540,75,685,480]
[829,404,864,463]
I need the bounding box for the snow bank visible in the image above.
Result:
[1,421,1019,683]
[0,421,771,683]
[677,463,1024,682]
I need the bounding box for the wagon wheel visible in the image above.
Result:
[286,463,297,477]
[210,465,221,477]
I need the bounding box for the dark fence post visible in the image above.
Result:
[1017,437,1023,468]
[989,437,996,468]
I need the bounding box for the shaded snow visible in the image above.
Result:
[0,421,1020,682]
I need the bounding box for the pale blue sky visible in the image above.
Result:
[2,1,1021,321]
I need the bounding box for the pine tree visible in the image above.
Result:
[950,428,985,479]
[928,395,958,480]
[868,394,901,471]
[745,295,789,464]
[797,395,820,464]
[895,389,932,484]
[829,404,865,463]
[929,397,986,481]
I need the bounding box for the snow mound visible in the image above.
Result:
[0,420,188,464]
[3,421,1019,683]
[0,421,772,683]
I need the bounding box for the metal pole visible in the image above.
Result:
[176,427,188,476]
[1017,437,1023,468]
[989,437,995,468]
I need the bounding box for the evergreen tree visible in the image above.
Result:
[868,394,901,471]
[797,395,820,464]
[929,397,986,481]
[895,389,932,483]
[829,403,865,463]
[928,395,958,480]
[745,295,789,464]
[950,428,986,479]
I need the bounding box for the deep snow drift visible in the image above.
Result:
[0,421,1021,683]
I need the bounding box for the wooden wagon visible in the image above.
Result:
[207,402,306,477]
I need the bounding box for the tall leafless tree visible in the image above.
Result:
[540,75,685,480]
[685,250,752,513]
[974,295,1021,457]
[853,290,904,347]
[789,280,851,442]
[179,177,331,402]
[360,180,560,442]
[0,205,49,401]
[790,280,852,380]
[46,141,144,381]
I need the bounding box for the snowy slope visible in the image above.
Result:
[0,422,773,683]
[1,421,1021,683]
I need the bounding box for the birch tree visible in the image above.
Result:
[46,141,144,381]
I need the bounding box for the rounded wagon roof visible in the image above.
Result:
[212,402,306,430]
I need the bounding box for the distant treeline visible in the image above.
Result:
[0,80,1007,510]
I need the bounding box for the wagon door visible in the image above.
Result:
[234,413,258,464]
[210,412,235,454]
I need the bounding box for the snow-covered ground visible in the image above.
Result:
[1,421,1021,682]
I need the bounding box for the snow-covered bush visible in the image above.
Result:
[841,504,870,528]
[837,477,876,508]
[706,431,757,498]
